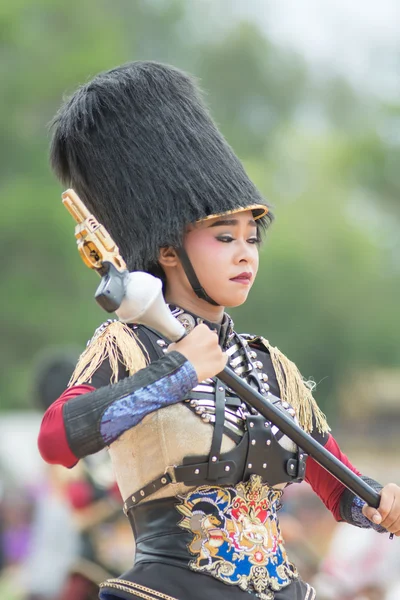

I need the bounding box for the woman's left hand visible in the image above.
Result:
[362,483,400,536]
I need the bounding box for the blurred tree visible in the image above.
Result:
[195,21,308,155]
[0,0,399,413]
[347,127,400,219]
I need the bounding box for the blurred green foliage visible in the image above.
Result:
[1,0,399,419]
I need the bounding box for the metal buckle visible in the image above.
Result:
[164,464,178,484]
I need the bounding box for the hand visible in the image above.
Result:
[167,324,227,382]
[362,483,400,536]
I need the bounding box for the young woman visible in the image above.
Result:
[38,61,400,600]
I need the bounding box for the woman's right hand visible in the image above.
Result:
[167,324,227,382]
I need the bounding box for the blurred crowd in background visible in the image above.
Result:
[1,430,400,600]
[1,0,399,598]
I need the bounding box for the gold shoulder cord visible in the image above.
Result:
[69,321,148,386]
[259,338,330,435]
[99,579,179,600]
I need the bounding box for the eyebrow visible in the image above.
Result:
[207,218,257,228]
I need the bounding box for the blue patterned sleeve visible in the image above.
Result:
[100,360,198,445]
[340,476,386,533]
[350,496,386,533]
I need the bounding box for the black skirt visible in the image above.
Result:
[99,562,316,600]
[99,495,315,600]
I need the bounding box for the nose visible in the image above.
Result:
[234,239,256,265]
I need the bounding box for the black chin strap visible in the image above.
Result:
[176,247,219,306]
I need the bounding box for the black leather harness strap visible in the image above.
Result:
[122,324,308,514]
[123,473,173,515]
[207,378,226,481]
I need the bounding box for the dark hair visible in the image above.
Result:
[50,61,272,272]
[33,349,79,411]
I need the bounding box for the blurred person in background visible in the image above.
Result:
[21,349,82,600]
[0,485,34,598]
[278,483,337,585]
[312,523,400,600]
[37,61,400,600]
[22,465,80,600]
[23,350,123,600]
[54,457,123,600]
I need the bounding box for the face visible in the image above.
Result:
[182,210,260,308]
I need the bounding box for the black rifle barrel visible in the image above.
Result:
[218,366,380,508]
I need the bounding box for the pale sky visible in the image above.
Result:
[216,0,400,100]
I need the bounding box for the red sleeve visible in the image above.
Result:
[37,384,95,468]
[305,434,361,521]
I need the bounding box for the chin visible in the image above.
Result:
[218,292,249,308]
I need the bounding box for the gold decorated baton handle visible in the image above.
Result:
[62,189,127,275]
[62,188,128,312]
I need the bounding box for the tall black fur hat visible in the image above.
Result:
[50,61,272,272]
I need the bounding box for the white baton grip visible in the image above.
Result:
[116,271,186,341]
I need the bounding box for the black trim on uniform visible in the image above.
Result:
[63,351,188,458]
[339,475,383,526]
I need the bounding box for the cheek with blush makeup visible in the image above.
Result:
[179,211,260,308]
[186,244,258,307]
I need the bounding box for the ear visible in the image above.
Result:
[158,246,179,268]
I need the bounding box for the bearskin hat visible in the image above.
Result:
[50,61,272,273]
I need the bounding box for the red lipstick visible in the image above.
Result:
[229,272,252,285]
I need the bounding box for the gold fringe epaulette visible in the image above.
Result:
[259,337,330,435]
[69,320,148,387]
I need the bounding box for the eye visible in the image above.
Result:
[216,235,234,243]
[247,236,261,245]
